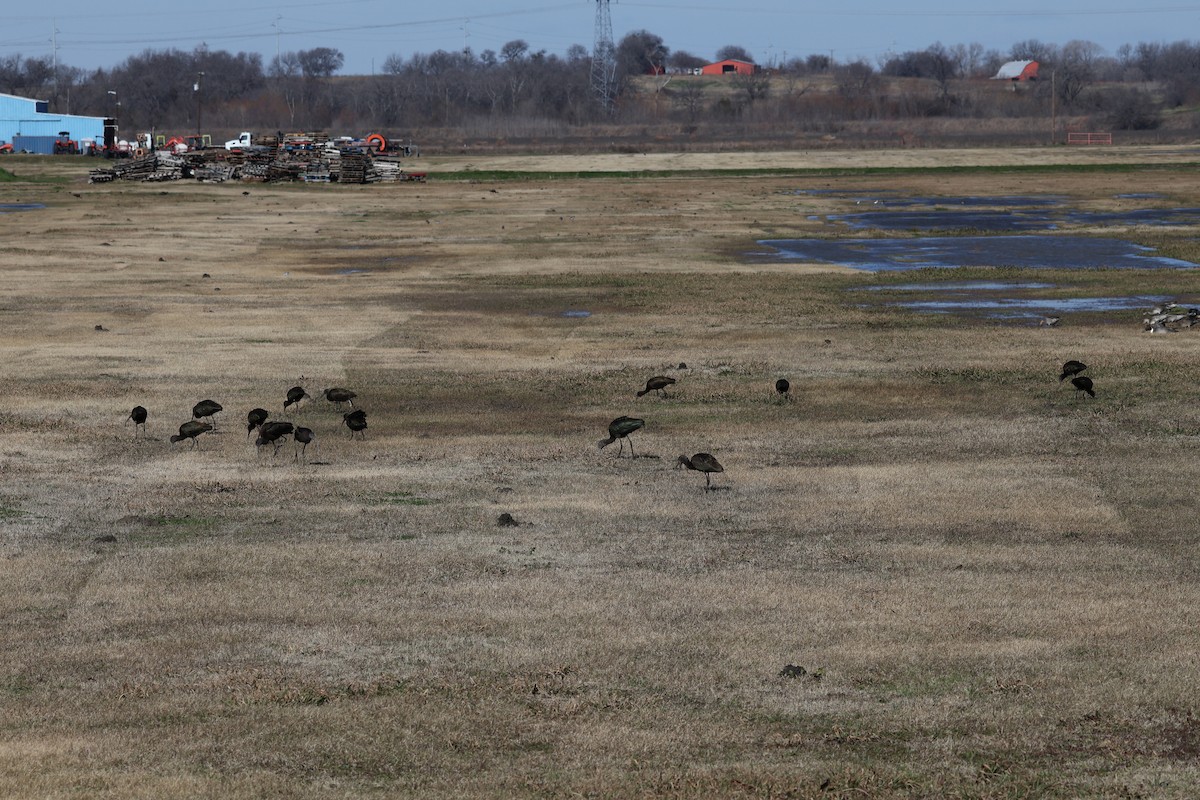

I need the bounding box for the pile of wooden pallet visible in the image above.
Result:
[88,144,424,185]
[89,152,187,183]
[338,152,368,184]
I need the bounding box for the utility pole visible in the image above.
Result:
[1050,69,1057,145]
[590,0,617,114]
[51,18,60,102]
[194,71,204,142]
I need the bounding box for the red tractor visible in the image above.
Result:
[53,131,80,155]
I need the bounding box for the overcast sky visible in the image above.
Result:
[5,1,1200,75]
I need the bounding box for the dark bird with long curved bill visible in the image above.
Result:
[293,427,316,462]
[598,416,645,457]
[324,387,357,409]
[676,452,724,489]
[171,420,212,448]
[344,410,367,439]
[1059,361,1088,382]
[284,386,309,411]
[637,376,675,398]
[246,408,269,438]
[192,399,223,429]
[127,406,148,436]
[256,421,295,456]
[1071,376,1095,398]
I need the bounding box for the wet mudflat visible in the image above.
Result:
[793,191,1200,231]
[859,280,1169,322]
[826,206,1200,231]
[770,189,1200,320]
[761,235,1198,270]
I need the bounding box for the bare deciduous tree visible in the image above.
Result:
[616,30,669,80]
[715,45,754,63]
[1054,40,1104,107]
[731,71,771,106]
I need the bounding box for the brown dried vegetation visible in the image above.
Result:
[3,149,1200,797]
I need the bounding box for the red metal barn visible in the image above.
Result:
[700,59,759,76]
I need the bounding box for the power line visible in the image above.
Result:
[624,0,1200,17]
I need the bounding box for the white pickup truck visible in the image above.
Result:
[224,132,253,150]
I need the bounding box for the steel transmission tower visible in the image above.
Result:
[590,0,617,113]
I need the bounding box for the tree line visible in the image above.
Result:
[2,33,1199,140]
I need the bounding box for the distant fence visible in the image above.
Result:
[1067,132,1112,145]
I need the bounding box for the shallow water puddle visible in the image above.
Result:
[761,236,1198,271]
[0,203,45,212]
[858,280,1169,322]
[830,210,1055,232]
[827,206,1200,232]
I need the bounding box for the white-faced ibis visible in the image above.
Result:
[293,427,315,462]
[775,378,790,399]
[246,408,269,438]
[284,386,309,411]
[324,387,357,409]
[171,420,212,448]
[192,399,223,428]
[637,376,675,398]
[1059,361,1087,382]
[676,452,724,489]
[1071,376,1095,398]
[344,410,367,439]
[597,416,644,457]
[127,405,148,436]
[256,420,294,456]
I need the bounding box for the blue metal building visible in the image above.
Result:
[0,92,107,154]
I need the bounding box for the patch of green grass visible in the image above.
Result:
[380,491,435,506]
[2,676,34,696]
[0,167,16,183]
[436,162,1200,183]
[0,505,25,519]
[132,515,218,544]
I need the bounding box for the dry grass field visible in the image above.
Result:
[4,148,1200,798]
